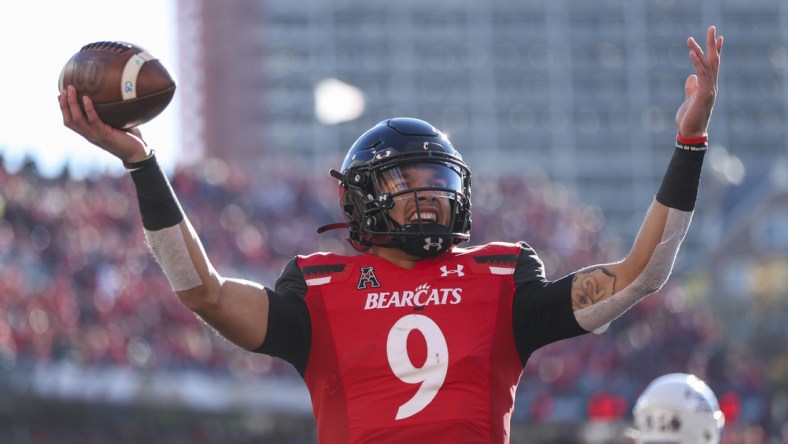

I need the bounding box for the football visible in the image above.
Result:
[59,41,176,130]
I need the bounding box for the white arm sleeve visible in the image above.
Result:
[574,206,693,332]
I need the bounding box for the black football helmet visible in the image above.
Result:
[321,118,472,257]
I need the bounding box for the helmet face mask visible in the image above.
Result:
[336,118,472,257]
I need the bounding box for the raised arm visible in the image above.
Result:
[58,85,269,350]
[570,26,724,331]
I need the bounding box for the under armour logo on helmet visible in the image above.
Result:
[423,237,444,251]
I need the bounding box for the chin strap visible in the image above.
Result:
[316,222,349,234]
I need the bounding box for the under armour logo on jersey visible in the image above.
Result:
[423,237,444,251]
[357,266,381,289]
[440,265,465,277]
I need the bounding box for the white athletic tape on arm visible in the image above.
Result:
[574,207,693,332]
[144,224,203,292]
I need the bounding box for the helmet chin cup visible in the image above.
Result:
[398,224,452,258]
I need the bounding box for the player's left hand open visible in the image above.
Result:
[675,25,724,138]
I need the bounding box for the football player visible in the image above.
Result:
[58,26,723,444]
[631,373,725,443]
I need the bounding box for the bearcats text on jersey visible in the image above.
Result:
[364,283,462,310]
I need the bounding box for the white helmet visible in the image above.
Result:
[632,373,725,444]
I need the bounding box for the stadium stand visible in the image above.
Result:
[0,156,783,442]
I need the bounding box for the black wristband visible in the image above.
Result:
[129,153,185,230]
[655,147,706,212]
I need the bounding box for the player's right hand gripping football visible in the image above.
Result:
[58,85,151,164]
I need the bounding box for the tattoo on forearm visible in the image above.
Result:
[571,267,617,310]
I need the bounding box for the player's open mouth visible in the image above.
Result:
[408,211,438,224]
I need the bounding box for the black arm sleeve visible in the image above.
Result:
[252,257,312,377]
[512,244,588,365]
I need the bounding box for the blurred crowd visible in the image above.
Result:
[0,156,784,441]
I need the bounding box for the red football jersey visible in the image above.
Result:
[300,243,530,443]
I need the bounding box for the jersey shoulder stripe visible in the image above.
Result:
[451,242,522,275]
[298,252,354,286]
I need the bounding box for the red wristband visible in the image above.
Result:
[676,133,708,145]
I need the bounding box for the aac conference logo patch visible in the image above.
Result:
[357,266,381,289]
